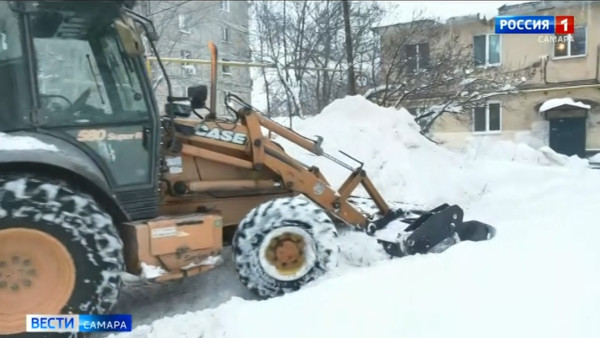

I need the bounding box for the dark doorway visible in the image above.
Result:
[549,117,586,158]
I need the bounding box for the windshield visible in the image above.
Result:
[31,10,150,126]
[0,2,31,131]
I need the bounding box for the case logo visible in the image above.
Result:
[195,124,247,145]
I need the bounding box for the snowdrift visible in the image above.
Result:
[464,137,589,168]
[111,96,600,338]
[271,95,588,206]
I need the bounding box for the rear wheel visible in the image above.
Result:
[233,197,339,298]
[0,175,124,336]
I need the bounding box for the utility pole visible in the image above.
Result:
[342,0,356,95]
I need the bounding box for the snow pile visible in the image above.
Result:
[0,133,58,151]
[115,160,600,338]
[464,137,589,169]
[590,153,600,163]
[539,97,591,112]
[110,96,600,338]
[268,96,476,206]
[269,96,585,206]
[514,120,550,149]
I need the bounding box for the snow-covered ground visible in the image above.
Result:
[109,96,600,338]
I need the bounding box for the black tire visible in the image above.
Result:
[0,174,124,337]
[232,196,339,298]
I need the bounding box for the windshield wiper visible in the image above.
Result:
[86,54,106,105]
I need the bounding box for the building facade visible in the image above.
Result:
[377,1,600,158]
[136,0,252,116]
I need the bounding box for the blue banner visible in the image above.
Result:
[495,16,555,34]
[78,314,133,332]
[26,314,133,333]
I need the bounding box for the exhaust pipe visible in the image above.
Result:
[208,41,218,120]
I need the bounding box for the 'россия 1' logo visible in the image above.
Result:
[494,15,574,34]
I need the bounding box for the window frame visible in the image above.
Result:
[178,13,191,34]
[473,33,501,67]
[180,49,195,76]
[222,58,231,75]
[553,25,587,59]
[220,1,230,12]
[406,42,430,72]
[221,26,230,43]
[472,101,502,134]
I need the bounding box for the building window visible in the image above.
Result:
[222,59,231,75]
[0,33,7,51]
[140,1,151,15]
[225,90,236,104]
[220,1,230,12]
[407,107,426,116]
[222,26,230,43]
[554,25,586,58]
[405,42,429,72]
[473,34,500,66]
[181,50,195,76]
[178,14,191,34]
[473,102,501,132]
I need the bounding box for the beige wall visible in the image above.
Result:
[380,2,600,154]
[433,86,600,149]
[501,3,600,85]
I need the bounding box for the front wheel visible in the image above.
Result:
[0,175,124,336]
[233,197,339,298]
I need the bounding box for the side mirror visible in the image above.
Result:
[114,17,145,57]
[188,85,208,109]
[166,102,192,118]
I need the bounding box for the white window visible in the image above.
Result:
[222,59,231,75]
[181,50,195,76]
[178,14,191,34]
[220,1,230,12]
[222,26,230,43]
[140,1,151,15]
[181,49,191,60]
[473,102,501,133]
[473,34,501,66]
[554,25,586,58]
[225,90,235,104]
[0,33,7,51]
[405,43,430,72]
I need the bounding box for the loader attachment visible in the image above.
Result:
[375,204,496,258]
[194,92,497,259]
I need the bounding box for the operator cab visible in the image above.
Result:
[0,1,162,220]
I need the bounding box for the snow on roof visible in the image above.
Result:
[0,133,58,151]
[374,1,517,28]
[538,98,591,113]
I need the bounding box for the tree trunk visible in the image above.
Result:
[341,0,356,95]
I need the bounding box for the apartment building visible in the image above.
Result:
[376,1,600,158]
[136,0,251,115]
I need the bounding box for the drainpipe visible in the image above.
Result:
[208,41,218,120]
[596,44,600,83]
